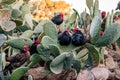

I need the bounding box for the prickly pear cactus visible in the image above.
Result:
[95,23,120,47]
[6,38,33,49]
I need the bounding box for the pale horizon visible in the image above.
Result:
[64,0,120,14]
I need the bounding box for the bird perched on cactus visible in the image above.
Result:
[71,27,85,46]
[51,12,64,25]
[101,11,106,31]
[58,30,71,46]
[116,1,120,10]
[6,45,30,67]
[51,13,64,31]
[101,11,106,19]
[29,39,40,55]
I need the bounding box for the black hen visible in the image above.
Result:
[72,28,85,46]
[58,30,71,46]
[6,45,30,67]
[101,11,106,19]
[29,39,40,55]
[51,13,64,25]
[116,1,120,10]
[101,11,106,31]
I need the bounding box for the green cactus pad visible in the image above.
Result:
[43,22,58,41]
[96,23,120,47]
[6,38,33,49]
[10,67,29,80]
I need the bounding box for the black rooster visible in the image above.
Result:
[51,13,64,25]
[71,28,85,46]
[6,45,30,68]
[58,30,71,46]
[101,11,106,19]
[101,11,106,31]
[116,1,120,10]
[29,39,40,55]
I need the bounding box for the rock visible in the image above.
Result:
[76,70,94,80]
[45,68,77,80]
[105,56,117,69]
[114,68,120,79]
[24,67,49,80]
[91,66,110,80]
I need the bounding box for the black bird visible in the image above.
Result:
[71,28,85,46]
[58,30,71,46]
[116,1,120,10]
[6,45,30,67]
[51,13,64,25]
[29,39,40,55]
[101,11,106,31]
[101,11,106,19]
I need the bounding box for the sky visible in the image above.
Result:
[64,0,120,14]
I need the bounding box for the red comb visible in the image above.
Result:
[35,40,40,45]
[65,30,69,35]
[23,45,29,52]
[73,27,79,33]
[99,31,104,35]
[102,11,106,15]
[60,13,64,19]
